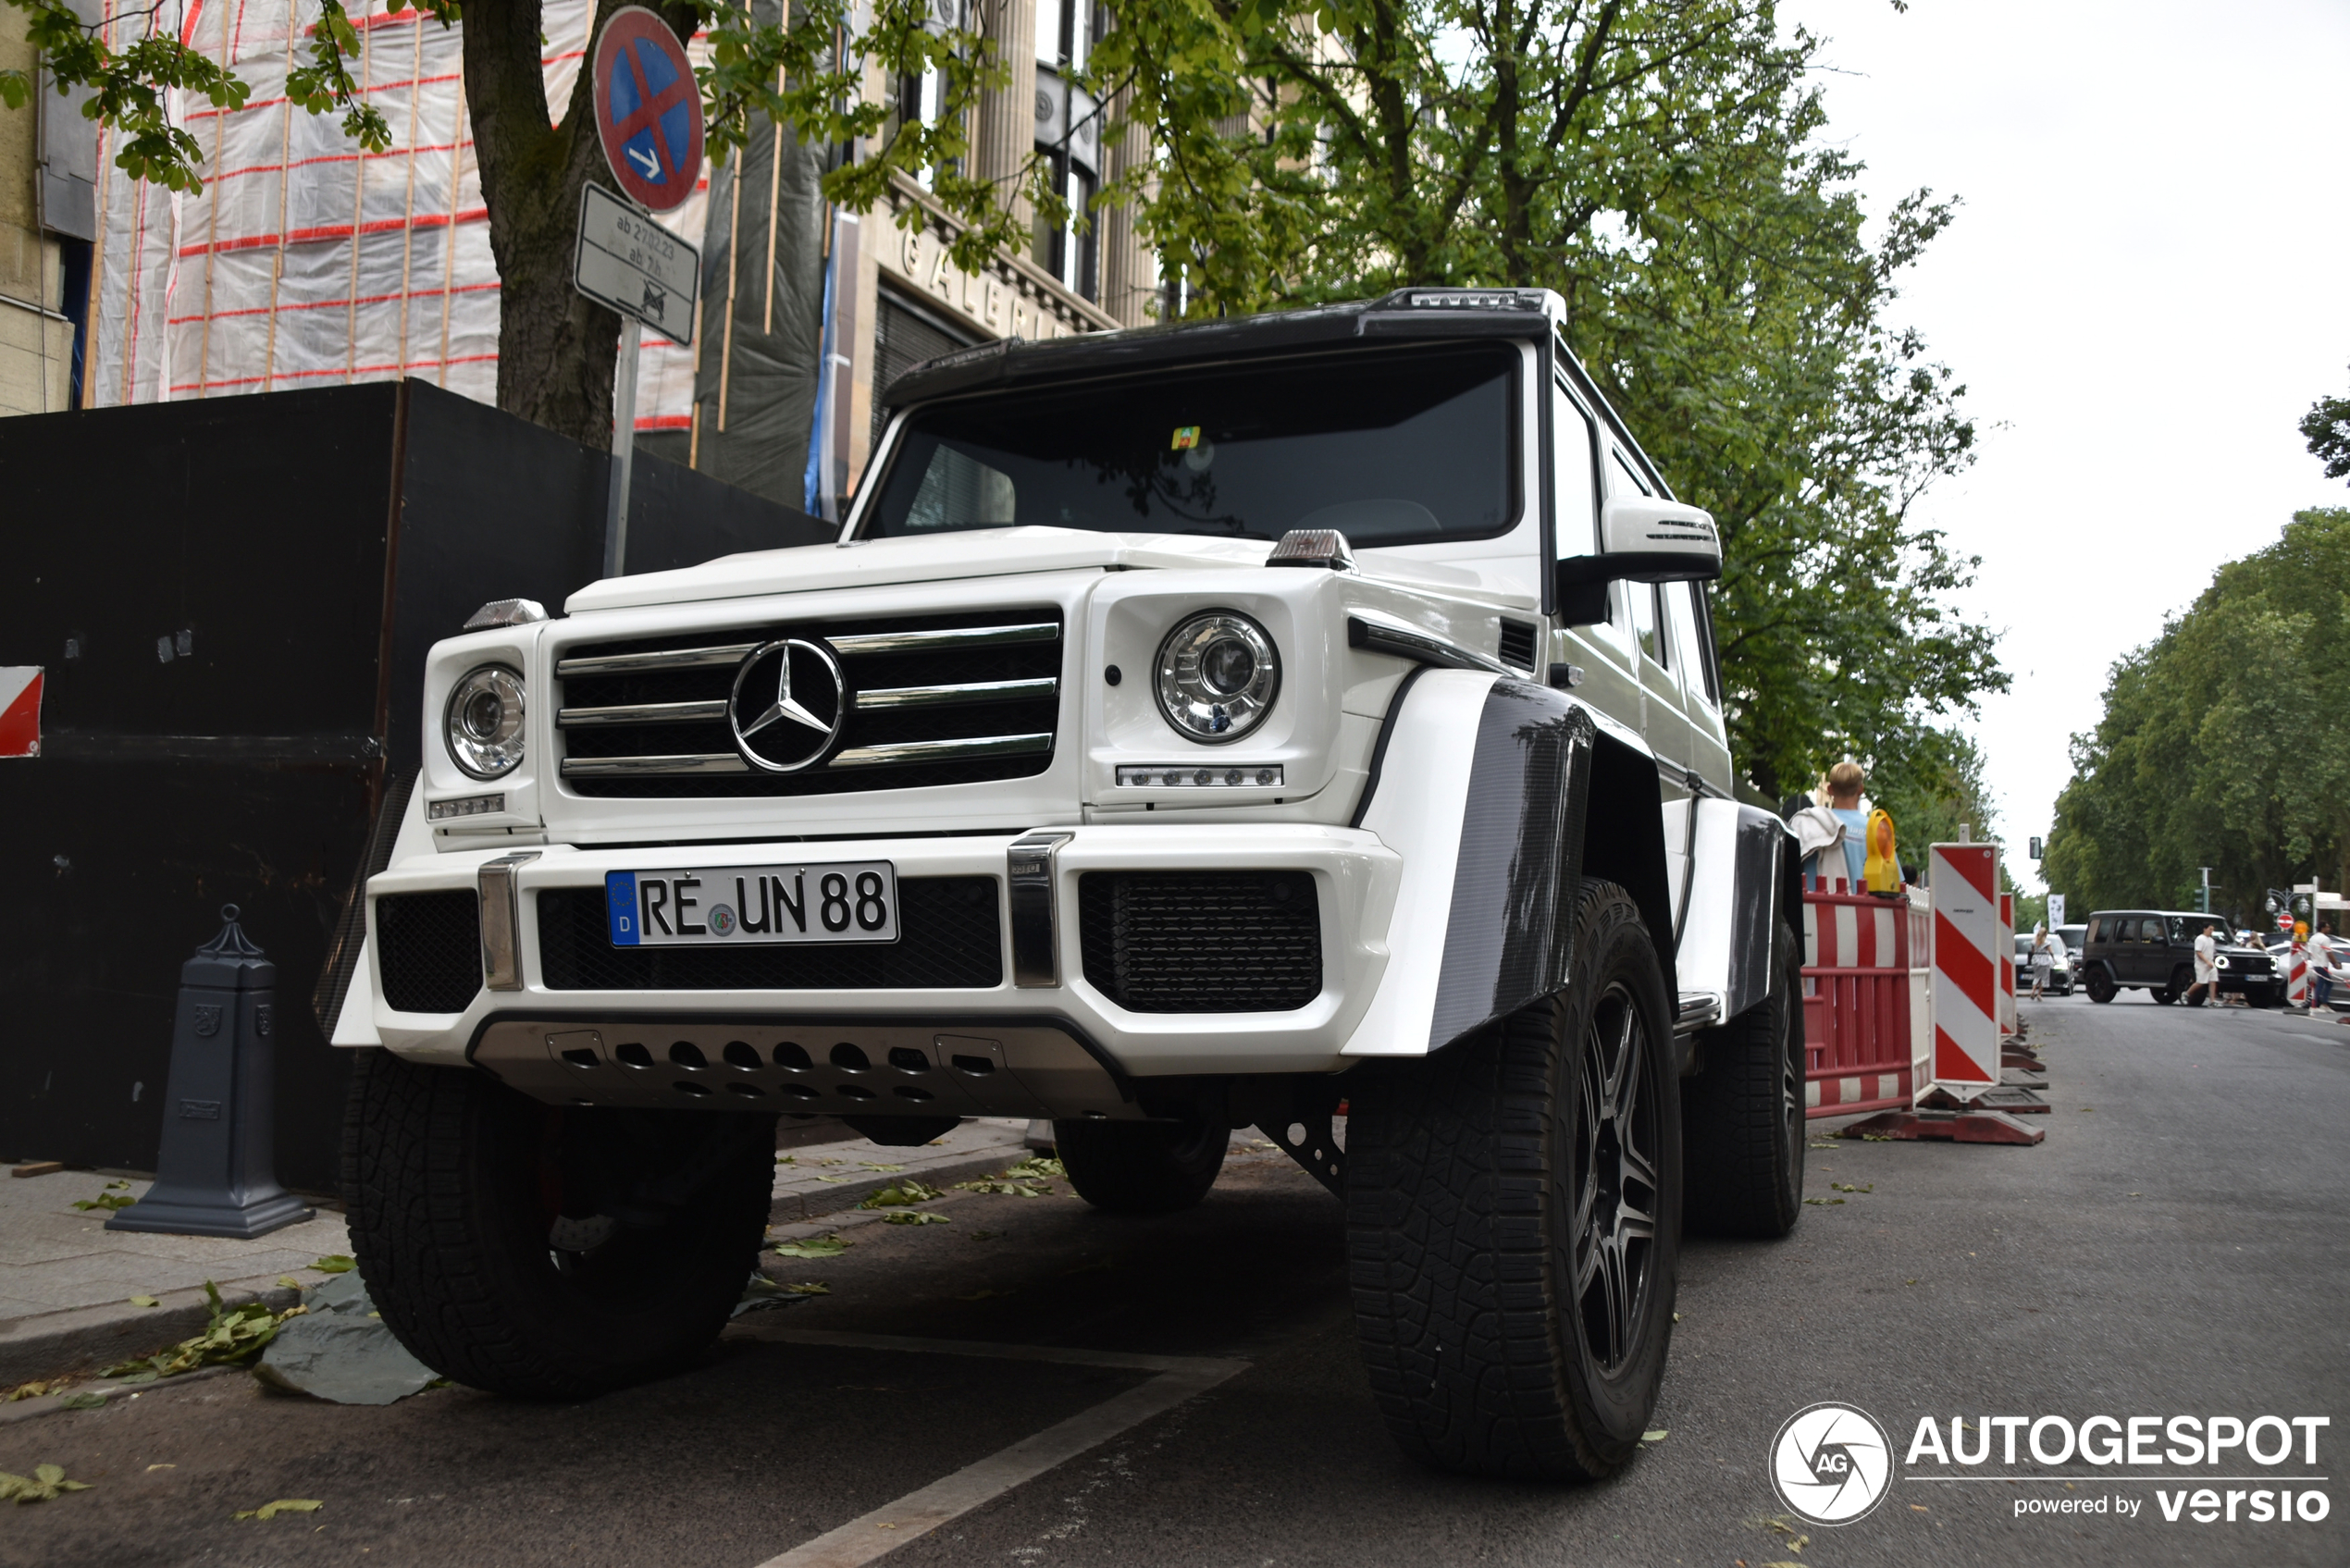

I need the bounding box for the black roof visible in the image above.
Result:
[882,287,1558,411]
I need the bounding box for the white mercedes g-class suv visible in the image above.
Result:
[336,287,1802,1482]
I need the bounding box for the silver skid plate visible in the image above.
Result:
[470,1019,1141,1121]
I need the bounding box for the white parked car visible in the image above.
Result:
[333,288,1798,1481]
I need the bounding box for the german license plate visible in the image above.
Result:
[605,862,899,947]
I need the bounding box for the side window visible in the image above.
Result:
[1611,449,1651,497]
[1553,385,1598,559]
[1626,582,1663,666]
[1669,582,1712,702]
[2136,918,2161,944]
[2086,917,2103,944]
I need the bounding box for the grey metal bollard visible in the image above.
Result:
[106,905,315,1239]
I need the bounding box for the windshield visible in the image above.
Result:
[864,344,1519,546]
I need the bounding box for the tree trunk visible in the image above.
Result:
[464,0,704,450]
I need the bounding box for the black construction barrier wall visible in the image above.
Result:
[0,380,830,1190]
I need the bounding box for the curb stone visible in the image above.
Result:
[0,1275,315,1390]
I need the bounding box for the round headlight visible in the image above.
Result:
[445,665,526,778]
[1156,612,1279,743]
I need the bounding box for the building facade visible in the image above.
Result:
[0,2,93,417]
[26,0,1156,519]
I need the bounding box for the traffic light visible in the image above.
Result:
[2028,836,2044,860]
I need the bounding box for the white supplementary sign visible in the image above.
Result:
[573,182,699,346]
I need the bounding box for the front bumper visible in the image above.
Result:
[365,826,1404,1105]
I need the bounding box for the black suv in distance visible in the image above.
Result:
[2079,910,2282,1006]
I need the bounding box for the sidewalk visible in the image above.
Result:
[0,1117,1040,1387]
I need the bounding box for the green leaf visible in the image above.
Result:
[1640,1428,1668,1442]
[1,1463,93,1502]
[234,1498,323,1520]
[882,1210,949,1225]
[128,1295,160,1307]
[58,1392,106,1410]
[860,1180,946,1209]
[772,1235,849,1258]
[308,1254,356,1274]
[1829,1182,1873,1193]
[858,1162,904,1171]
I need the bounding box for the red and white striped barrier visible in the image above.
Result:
[0,667,41,759]
[1928,844,2002,1097]
[1998,891,2017,1037]
[1800,879,1929,1118]
[2287,940,2308,1009]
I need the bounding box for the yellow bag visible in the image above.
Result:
[1862,809,1901,894]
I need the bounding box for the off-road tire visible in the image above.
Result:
[1682,920,1804,1239]
[2085,967,2117,1004]
[342,1048,775,1400]
[1345,878,1681,1481]
[1054,1115,1228,1214]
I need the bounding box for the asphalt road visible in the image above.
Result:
[5,993,2346,1568]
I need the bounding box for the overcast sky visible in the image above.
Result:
[1781,0,2350,889]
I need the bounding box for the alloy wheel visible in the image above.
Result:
[1572,982,1662,1375]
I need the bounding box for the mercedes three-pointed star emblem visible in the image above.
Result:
[727,638,847,772]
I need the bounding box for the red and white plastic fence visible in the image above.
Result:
[1801,879,1930,1119]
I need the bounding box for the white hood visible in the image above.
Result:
[564,527,1278,613]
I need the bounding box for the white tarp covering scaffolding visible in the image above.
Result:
[87,0,705,434]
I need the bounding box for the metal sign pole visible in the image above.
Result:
[604,327,640,578]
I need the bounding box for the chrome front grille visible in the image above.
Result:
[554,610,1062,797]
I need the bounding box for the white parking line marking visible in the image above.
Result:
[745,1331,1247,1568]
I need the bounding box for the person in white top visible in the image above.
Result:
[2028,924,2056,1000]
[2309,921,2336,1011]
[2183,920,2220,1007]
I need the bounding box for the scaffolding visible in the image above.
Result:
[87,0,706,433]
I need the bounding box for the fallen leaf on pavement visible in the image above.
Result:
[100,1281,301,1378]
[883,1210,949,1226]
[861,1180,946,1208]
[858,1162,905,1172]
[128,1295,159,1307]
[773,1235,850,1259]
[1830,1182,1873,1193]
[780,1281,829,1296]
[308,1255,356,1274]
[1640,1428,1667,1442]
[234,1499,323,1520]
[57,1392,106,1410]
[810,1175,849,1183]
[774,1154,797,1165]
[5,1380,66,1402]
[0,1465,93,1503]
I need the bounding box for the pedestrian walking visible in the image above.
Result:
[2183,920,2221,1007]
[2028,923,2056,1000]
[2310,920,2336,1011]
